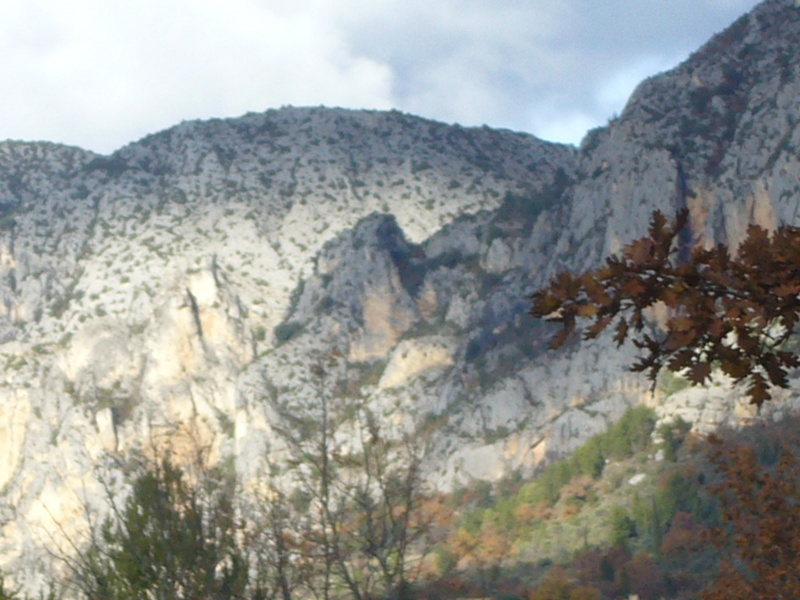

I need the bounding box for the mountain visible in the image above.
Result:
[2,0,800,590]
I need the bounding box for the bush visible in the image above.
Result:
[572,437,605,479]
[609,506,637,548]
[273,320,304,344]
[70,459,247,600]
[657,416,692,461]
[604,406,656,460]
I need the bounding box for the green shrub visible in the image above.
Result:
[609,505,637,548]
[657,417,692,462]
[74,459,246,600]
[273,321,303,344]
[656,369,690,398]
[604,406,657,460]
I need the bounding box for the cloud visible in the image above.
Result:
[0,0,762,153]
[325,0,762,144]
[0,0,394,152]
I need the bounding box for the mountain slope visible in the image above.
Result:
[0,108,575,586]
[3,0,800,590]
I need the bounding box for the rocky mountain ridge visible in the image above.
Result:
[3,0,800,588]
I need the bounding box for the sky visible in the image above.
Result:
[1,0,762,155]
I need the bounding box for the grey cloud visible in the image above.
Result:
[0,0,762,151]
[332,0,761,143]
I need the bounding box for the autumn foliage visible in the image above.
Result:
[700,434,800,599]
[531,210,800,405]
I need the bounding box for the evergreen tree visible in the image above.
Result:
[68,457,247,600]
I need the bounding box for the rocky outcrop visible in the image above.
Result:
[0,109,577,588]
[4,0,800,590]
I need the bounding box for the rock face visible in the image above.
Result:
[3,0,800,589]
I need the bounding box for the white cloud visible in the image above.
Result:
[316,0,762,144]
[0,0,763,153]
[0,0,394,152]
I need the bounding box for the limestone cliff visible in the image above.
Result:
[3,0,800,590]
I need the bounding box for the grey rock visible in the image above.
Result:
[4,1,800,590]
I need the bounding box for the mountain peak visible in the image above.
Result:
[4,5,800,592]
